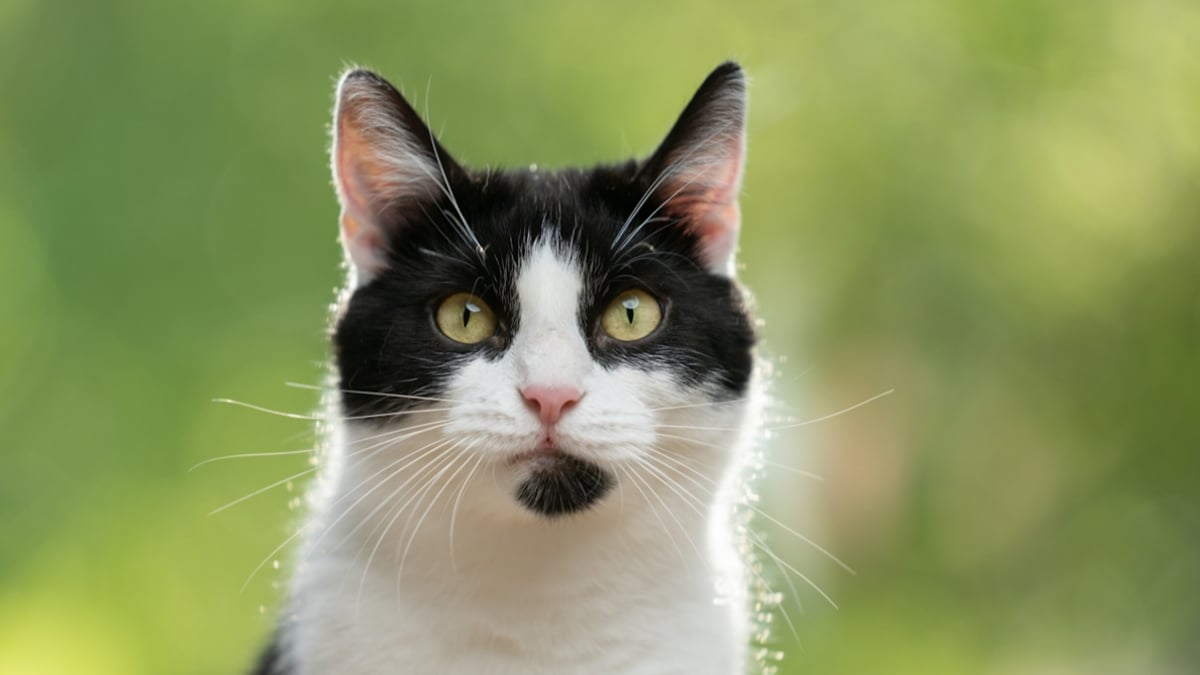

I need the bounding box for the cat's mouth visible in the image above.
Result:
[510,448,613,517]
[507,446,570,468]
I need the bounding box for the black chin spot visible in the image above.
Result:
[515,454,613,517]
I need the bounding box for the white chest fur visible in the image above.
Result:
[288,444,749,674]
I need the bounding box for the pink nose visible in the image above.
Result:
[521,385,582,426]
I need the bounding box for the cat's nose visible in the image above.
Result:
[521,385,582,426]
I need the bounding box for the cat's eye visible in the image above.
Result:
[435,293,498,344]
[601,289,662,342]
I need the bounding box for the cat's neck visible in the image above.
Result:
[288,421,749,675]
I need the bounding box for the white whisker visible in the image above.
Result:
[209,466,317,516]
[648,397,745,412]
[760,460,824,481]
[241,523,309,593]
[397,443,477,585]
[448,453,487,571]
[748,528,839,610]
[354,442,463,620]
[286,381,461,405]
[618,465,684,561]
[189,448,316,472]
[628,456,704,560]
[768,389,895,431]
[212,398,318,420]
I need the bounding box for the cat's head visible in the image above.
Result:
[329,63,756,520]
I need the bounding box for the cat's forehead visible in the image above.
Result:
[516,238,581,306]
[466,165,643,243]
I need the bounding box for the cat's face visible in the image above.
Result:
[330,65,754,519]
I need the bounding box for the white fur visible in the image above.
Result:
[286,239,756,674]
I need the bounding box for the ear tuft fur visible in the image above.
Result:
[644,62,748,276]
[331,69,458,281]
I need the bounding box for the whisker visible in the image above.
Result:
[644,445,852,574]
[321,436,460,552]
[747,506,854,575]
[422,85,485,260]
[286,381,460,405]
[748,528,839,610]
[349,443,458,559]
[341,418,451,451]
[768,389,895,431]
[211,394,453,430]
[240,522,310,593]
[648,397,745,413]
[448,453,487,571]
[397,443,477,584]
[209,466,316,516]
[345,407,459,421]
[354,442,463,618]
[655,431,729,451]
[656,423,739,432]
[744,526,809,630]
[640,449,803,643]
[189,448,316,472]
[612,118,735,255]
[618,465,684,560]
[212,398,317,420]
[654,432,826,483]
[750,539,804,644]
[643,446,715,493]
[760,460,824,481]
[612,119,736,257]
[628,455,704,559]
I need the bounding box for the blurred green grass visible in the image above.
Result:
[1,1,1197,673]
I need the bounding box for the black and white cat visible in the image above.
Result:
[255,62,761,675]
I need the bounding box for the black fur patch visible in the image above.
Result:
[249,632,288,675]
[334,160,755,420]
[515,454,614,517]
[333,64,754,422]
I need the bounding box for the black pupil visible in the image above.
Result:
[622,295,638,324]
[462,301,477,327]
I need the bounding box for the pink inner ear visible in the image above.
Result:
[339,210,387,277]
[695,202,740,271]
[334,128,389,276]
[334,115,390,228]
[660,145,744,273]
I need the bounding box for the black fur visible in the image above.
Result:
[515,453,613,517]
[334,63,755,422]
[249,632,287,675]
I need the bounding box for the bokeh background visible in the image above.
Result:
[2,1,1198,673]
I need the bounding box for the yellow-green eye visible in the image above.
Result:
[601,289,662,342]
[436,293,497,344]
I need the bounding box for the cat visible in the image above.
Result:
[253,61,762,675]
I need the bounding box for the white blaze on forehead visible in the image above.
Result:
[512,239,591,390]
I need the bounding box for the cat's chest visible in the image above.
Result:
[290,547,741,675]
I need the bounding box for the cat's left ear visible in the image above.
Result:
[643,62,747,276]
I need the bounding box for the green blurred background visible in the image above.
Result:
[2,0,1198,673]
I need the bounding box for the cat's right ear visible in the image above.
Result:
[641,62,747,277]
[331,69,459,282]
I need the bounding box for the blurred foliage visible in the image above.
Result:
[1,0,1197,673]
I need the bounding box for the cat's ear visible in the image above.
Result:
[331,69,460,281]
[643,62,747,276]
